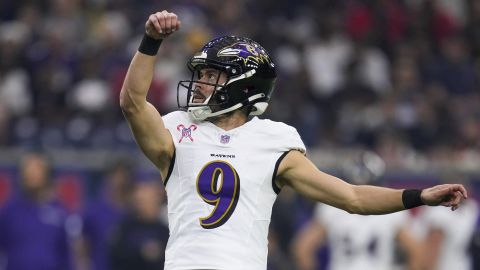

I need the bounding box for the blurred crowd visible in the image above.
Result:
[0,0,479,168]
[0,152,478,270]
[1,0,480,269]
[0,152,170,270]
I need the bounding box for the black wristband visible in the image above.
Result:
[402,189,425,209]
[138,34,163,56]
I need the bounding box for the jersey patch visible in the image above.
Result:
[220,134,230,144]
[177,124,197,143]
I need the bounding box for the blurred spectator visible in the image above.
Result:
[0,0,477,162]
[271,188,312,256]
[304,11,352,98]
[78,159,134,270]
[425,36,477,95]
[470,213,480,270]
[0,104,11,145]
[267,229,297,270]
[465,0,480,58]
[109,180,169,270]
[0,152,74,270]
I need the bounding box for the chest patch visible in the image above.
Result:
[177,124,197,143]
[220,134,231,144]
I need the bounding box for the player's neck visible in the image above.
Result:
[208,110,248,131]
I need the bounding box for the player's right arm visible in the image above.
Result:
[120,11,180,177]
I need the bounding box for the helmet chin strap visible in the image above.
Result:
[226,69,256,85]
[188,93,266,121]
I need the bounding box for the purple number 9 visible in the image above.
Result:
[196,160,240,229]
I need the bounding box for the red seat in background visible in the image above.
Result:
[55,173,83,213]
[0,173,11,207]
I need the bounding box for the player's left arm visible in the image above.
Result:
[277,151,468,214]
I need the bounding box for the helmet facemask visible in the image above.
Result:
[178,63,235,120]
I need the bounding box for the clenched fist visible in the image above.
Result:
[146,10,181,40]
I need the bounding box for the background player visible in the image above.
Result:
[412,177,479,270]
[293,152,424,270]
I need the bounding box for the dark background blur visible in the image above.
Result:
[0,0,479,269]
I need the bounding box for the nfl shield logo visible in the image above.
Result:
[220,134,230,144]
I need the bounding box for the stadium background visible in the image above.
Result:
[0,0,479,269]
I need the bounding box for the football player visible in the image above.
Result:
[119,10,468,270]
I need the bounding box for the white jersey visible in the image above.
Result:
[419,199,479,270]
[162,111,305,270]
[314,203,408,270]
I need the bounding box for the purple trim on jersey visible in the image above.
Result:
[163,150,176,186]
[272,151,290,194]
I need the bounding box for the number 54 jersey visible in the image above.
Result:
[162,111,306,270]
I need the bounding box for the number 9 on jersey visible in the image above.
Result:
[196,160,241,229]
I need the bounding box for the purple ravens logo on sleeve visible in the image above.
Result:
[217,42,272,69]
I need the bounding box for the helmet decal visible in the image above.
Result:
[217,42,272,68]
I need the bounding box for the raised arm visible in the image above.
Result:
[120,11,180,177]
[277,151,468,215]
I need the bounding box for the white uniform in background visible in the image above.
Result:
[162,111,305,270]
[314,203,409,270]
[420,199,479,270]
